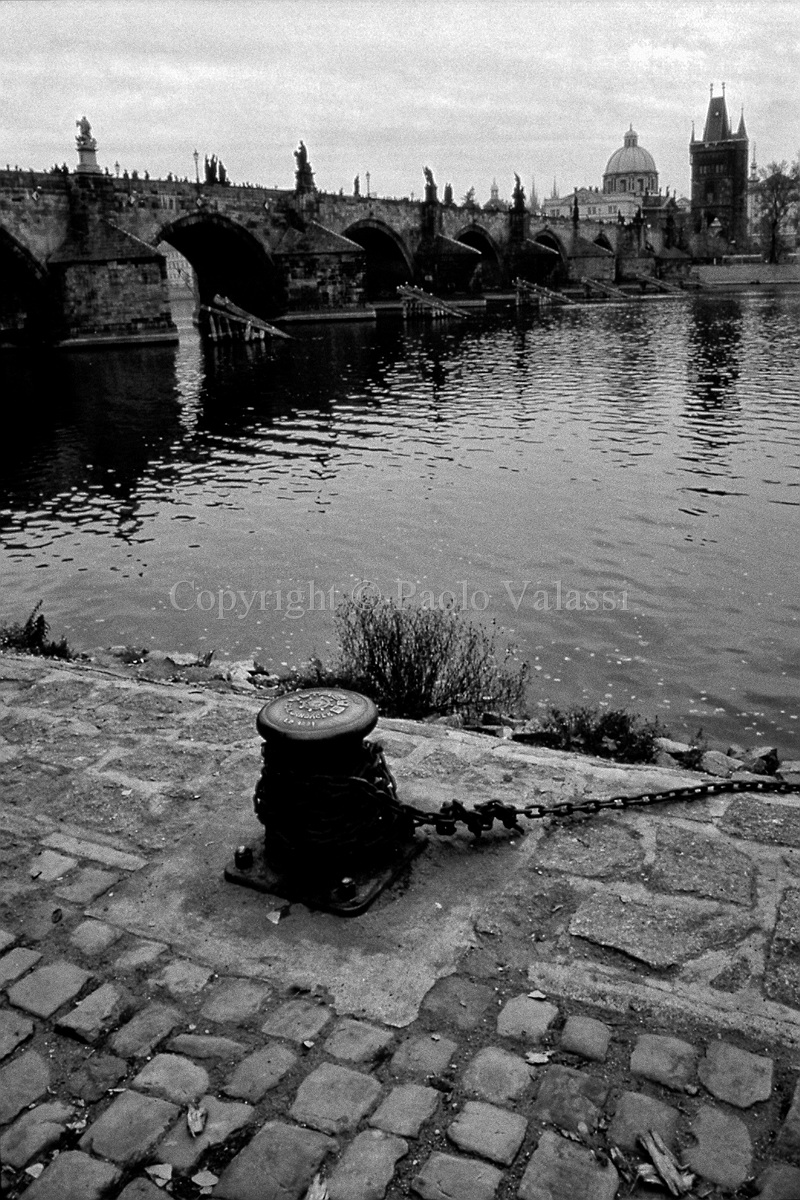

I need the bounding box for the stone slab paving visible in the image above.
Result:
[3,653,800,1198]
[16,1149,120,1200]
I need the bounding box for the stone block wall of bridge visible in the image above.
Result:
[0,164,674,345]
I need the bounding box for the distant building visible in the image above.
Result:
[603,126,658,196]
[690,85,749,247]
[541,127,662,222]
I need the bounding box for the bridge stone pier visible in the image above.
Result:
[0,126,673,347]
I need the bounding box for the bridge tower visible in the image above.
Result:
[690,84,749,248]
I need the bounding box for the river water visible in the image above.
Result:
[1,290,799,753]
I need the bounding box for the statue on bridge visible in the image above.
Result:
[75,116,96,150]
[294,141,315,194]
[512,173,526,211]
[423,166,437,204]
[353,174,360,197]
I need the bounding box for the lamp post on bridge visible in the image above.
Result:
[193,148,200,187]
[365,171,370,199]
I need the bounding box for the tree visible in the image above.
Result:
[754,160,800,263]
[462,186,476,208]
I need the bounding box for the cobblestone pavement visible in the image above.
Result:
[2,653,800,1198]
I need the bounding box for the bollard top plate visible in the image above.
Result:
[256,688,378,744]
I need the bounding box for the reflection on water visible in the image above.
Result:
[1,291,799,753]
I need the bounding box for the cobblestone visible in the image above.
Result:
[448,1099,527,1164]
[28,849,77,882]
[131,1053,210,1103]
[630,1032,697,1090]
[774,1076,800,1162]
[324,1016,394,1063]
[214,1120,336,1200]
[411,1150,503,1199]
[327,1128,408,1200]
[224,1043,298,1101]
[0,946,42,987]
[156,1093,253,1172]
[168,1032,246,1060]
[391,1033,458,1077]
[200,976,271,1021]
[756,1162,800,1198]
[0,1007,34,1059]
[6,959,92,1017]
[54,866,118,904]
[154,958,214,995]
[683,1103,754,1189]
[117,1181,164,1200]
[559,1014,611,1061]
[698,1039,773,1107]
[110,1001,183,1058]
[16,1149,120,1200]
[0,1100,74,1168]
[518,1129,619,1200]
[462,1045,532,1105]
[0,1048,50,1123]
[369,1083,439,1136]
[261,997,332,1042]
[420,975,496,1029]
[56,981,132,1043]
[68,918,124,956]
[43,831,147,871]
[114,941,167,971]
[0,927,17,953]
[497,993,559,1040]
[79,1088,180,1164]
[69,1052,128,1101]
[607,1090,680,1152]
[531,1063,608,1133]
[290,1061,382,1134]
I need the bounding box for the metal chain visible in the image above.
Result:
[255,740,800,852]
[376,753,800,839]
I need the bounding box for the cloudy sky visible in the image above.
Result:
[3,1,799,203]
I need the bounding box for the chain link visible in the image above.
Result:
[255,738,800,854]
[384,770,800,838]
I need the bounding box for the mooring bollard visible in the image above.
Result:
[224,688,424,916]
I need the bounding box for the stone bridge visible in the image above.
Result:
[0,138,664,346]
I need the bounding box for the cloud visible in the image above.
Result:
[628,42,706,72]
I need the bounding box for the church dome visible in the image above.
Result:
[603,126,658,195]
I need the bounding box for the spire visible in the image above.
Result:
[737,106,747,139]
[702,87,731,142]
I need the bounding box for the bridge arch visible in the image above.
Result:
[531,229,569,285]
[0,226,53,344]
[156,211,283,317]
[454,223,502,289]
[341,218,413,300]
[594,232,614,253]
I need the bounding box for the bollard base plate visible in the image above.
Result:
[223,836,427,917]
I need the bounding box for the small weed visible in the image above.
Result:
[332,596,528,720]
[533,704,667,764]
[275,598,528,721]
[681,727,708,769]
[0,602,73,660]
